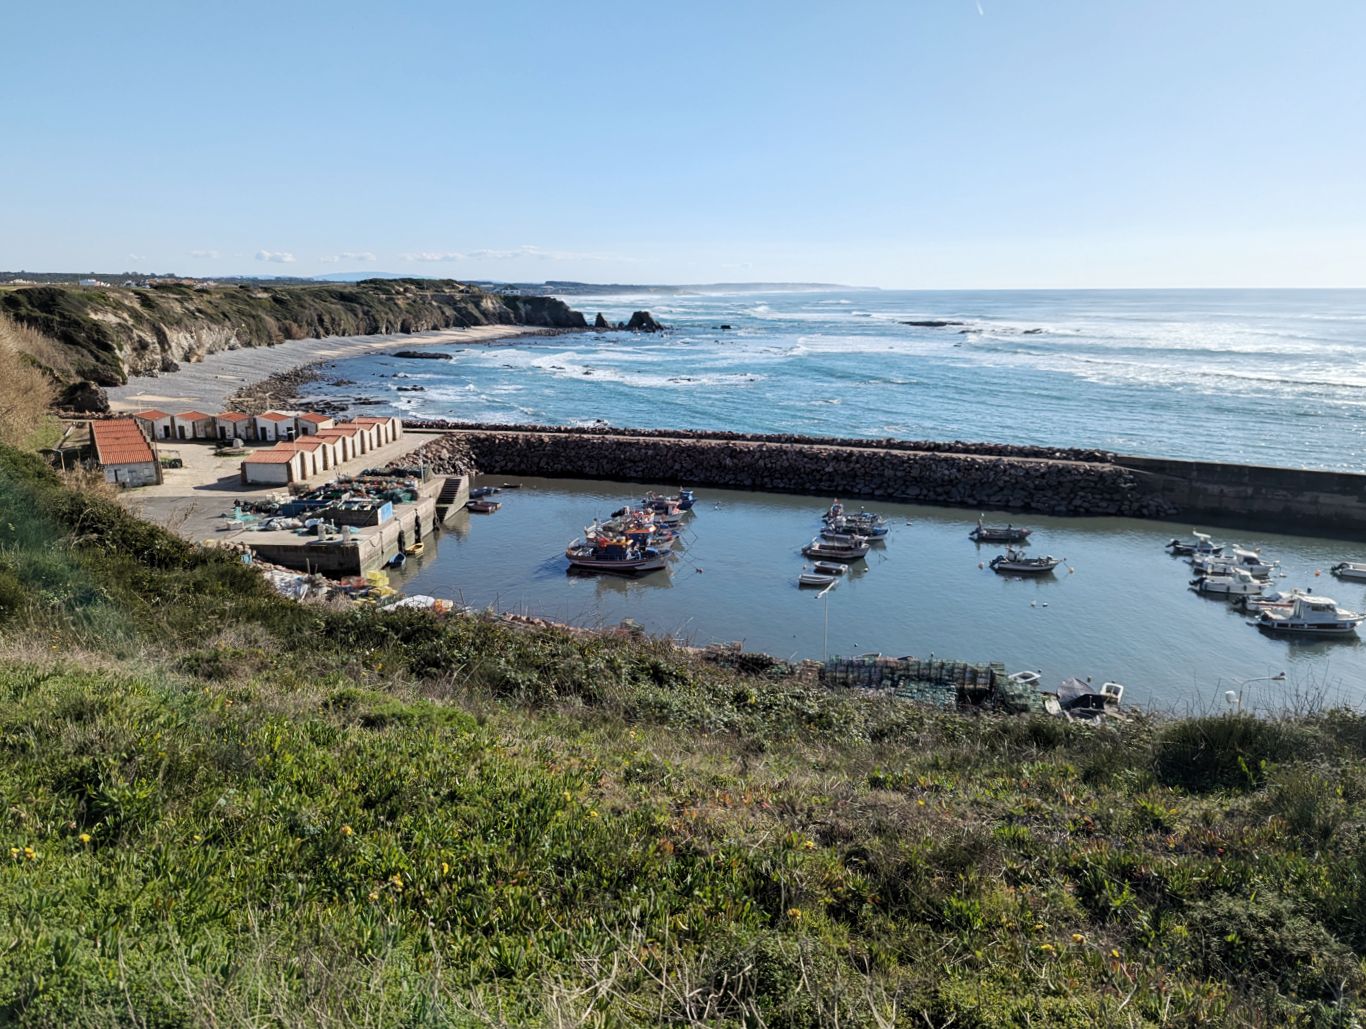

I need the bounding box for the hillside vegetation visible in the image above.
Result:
[1,445,1365,1025]
[0,279,585,392]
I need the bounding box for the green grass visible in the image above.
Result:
[2,443,1366,1025]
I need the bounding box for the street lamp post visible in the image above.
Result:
[817,579,837,662]
[1224,672,1288,713]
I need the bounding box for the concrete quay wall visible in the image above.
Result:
[1116,455,1366,539]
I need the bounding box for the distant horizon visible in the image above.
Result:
[3,270,1365,294]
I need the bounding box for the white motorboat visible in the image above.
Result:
[1166,531,1223,557]
[1191,547,1276,579]
[1255,594,1362,636]
[1238,588,1312,614]
[1331,562,1366,582]
[970,515,1032,543]
[989,548,1064,575]
[1053,677,1125,719]
[1190,568,1265,597]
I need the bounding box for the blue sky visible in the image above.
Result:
[3,1,1363,287]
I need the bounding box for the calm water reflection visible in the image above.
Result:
[392,477,1366,713]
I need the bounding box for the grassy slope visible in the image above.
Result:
[1,446,1365,1026]
[0,280,581,388]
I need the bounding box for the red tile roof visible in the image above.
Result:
[257,411,292,421]
[297,413,333,424]
[175,411,213,421]
[215,411,251,421]
[93,419,154,466]
[242,450,298,464]
[132,409,170,420]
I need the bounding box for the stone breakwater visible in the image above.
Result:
[405,428,1179,519]
[402,420,1119,464]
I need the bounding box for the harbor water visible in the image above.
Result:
[392,477,1366,713]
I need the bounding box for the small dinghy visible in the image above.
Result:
[802,537,871,562]
[799,572,839,588]
[1331,562,1366,582]
[466,499,501,513]
[812,561,847,576]
[970,516,1032,543]
[989,548,1063,575]
[404,541,425,557]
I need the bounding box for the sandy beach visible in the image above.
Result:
[104,324,549,414]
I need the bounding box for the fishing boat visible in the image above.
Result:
[1255,594,1362,636]
[798,571,839,588]
[988,548,1063,575]
[1331,562,1366,582]
[1190,568,1264,597]
[466,499,501,513]
[1191,546,1275,578]
[1166,531,1223,557]
[404,541,425,557]
[825,512,889,538]
[970,516,1032,543]
[642,489,696,512]
[819,529,876,546]
[565,538,669,575]
[802,537,871,561]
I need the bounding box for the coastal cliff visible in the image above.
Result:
[0,278,586,391]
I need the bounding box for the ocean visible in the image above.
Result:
[303,287,1366,470]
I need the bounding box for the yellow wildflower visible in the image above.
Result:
[368,890,379,901]
[787,908,802,920]
[8,847,18,859]
[441,861,450,876]
[1110,948,1121,959]
[1039,943,1056,953]
[23,847,35,861]
[390,872,404,891]
[802,839,815,850]
[340,824,354,837]
[79,833,91,845]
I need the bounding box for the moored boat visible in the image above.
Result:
[798,571,839,588]
[565,538,669,575]
[1166,531,1223,557]
[466,499,501,513]
[1190,568,1264,597]
[970,516,1031,543]
[812,561,847,576]
[1191,546,1274,579]
[988,547,1062,575]
[825,512,889,538]
[1331,562,1366,582]
[1255,594,1362,636]
[802,537,871,562]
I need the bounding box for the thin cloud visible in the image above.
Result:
[128,253,146,262]
[320,251,377,264]
[189,249,220,259]
[402,244,621,263]
[255,250,296,264]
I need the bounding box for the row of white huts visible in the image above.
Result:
[237,415,405,485]
[131,408,340,443]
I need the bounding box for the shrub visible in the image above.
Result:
[1152,714,1316,791]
